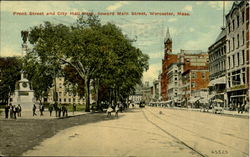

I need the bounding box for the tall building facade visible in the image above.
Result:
[208,28,227,106]
[161,28,178,100]
[178,51,209,105]
[225,1,249,109]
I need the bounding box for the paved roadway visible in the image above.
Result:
[23,106,249,157]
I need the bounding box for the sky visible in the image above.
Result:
[0,1,234,85]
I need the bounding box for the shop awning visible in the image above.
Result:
[208,76,226,86]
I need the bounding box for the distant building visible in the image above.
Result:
[45,77,85,105]
[141,81,151,104]
[225,1,249,109]
[167,63,180,102]
[129,84,143,104]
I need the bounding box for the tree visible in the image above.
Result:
[0,57,22,104]
[23,53,54,105]
[28,15,149,112]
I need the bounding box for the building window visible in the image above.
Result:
[59,83,62,88]
[242,50,245,65]
[191,82,196,87]
[237,52,240,66]
[237,15,239,27]
[69,98,71,102]
[237,34,239,48]
[228,23,231,33]
[242,11,245,23]
[232,20,235,30]
[59,98,61,102]
[228,40,231,52]
[59,92,62,96]
[242,31,245,45]
[232,37,235,50]
[64,98,66,102]
[228,56,230,69]
[232,55,235,68]
[202,72,206,79]
[192,72,196,78]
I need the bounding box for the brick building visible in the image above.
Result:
[161,28,178,100]
[225,1,249,109]
[178,51,209,105]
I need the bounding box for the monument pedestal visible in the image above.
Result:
[11,73,35,110]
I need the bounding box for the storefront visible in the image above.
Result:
[227,86,248,110]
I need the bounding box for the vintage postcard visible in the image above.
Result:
[0,1,249,157]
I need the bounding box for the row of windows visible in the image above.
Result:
[227,50,245,69]
[209,45,226,62]
[191,72,207,79]
[228,31,245,52]
[227,69,246,87]
[58,91,77,97]
[228,10,245,33]
[210,60,226,74]
[58,98,82,103]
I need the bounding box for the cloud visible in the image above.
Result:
[208,1,233,11]
[106,1,129,11]
[181,30,217,51]
[143,63,162,84]
[168,18,177,23]
[1,45,21,57]
[183,5,192,11]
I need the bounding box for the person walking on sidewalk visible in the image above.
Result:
[49,104,53,116]
[115,105,119,118]
[4,104,10,119]
[107,105,113,118]
[33,104,37,116]
[17,104,22,117]
[73,103,76,115]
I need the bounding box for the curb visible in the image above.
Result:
[149,106,249,119]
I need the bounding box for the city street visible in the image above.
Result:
[23,106,249,157]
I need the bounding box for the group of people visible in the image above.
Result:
[32,104,45,116]
[107,102,129,118]
[4,103,22,119]
[32,103,72,117]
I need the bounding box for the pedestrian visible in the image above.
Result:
[39,104,44,116]
[13,105,17,119]
[73,103,76,115]
[115,105,119,118]
[54,103,58,117]
[48,104,53,116]
[17,104,22,117]
[33,104,37,116]
[10,104,13,119]
[4,104,10,119]
[107,105,113,118]
[58,105,62,117]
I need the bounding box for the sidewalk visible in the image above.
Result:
[153,106,249,118]
[0,109,87,120]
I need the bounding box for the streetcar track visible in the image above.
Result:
[141,109,207,157]
[144,108,249,156]
[150,107,249,142]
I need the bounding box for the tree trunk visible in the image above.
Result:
[96,78,99,109]
[85,76,90,112]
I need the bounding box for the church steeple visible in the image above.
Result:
[164,27,172,54]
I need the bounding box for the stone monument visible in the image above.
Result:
[10,31,35,110]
